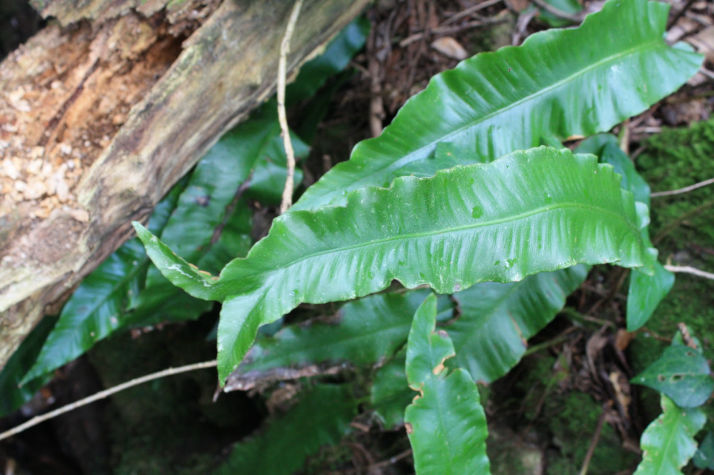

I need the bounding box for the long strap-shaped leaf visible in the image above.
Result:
[291,0,702,212]
[136,147,651,381]
[451,266,587,383]
[404,294,490,474]
[576,135,675,331]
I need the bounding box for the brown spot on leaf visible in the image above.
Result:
[405,422,413,434]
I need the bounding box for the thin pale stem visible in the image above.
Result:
[579,403,609,475]
[0,360,217,441]
[650,177,714,198]
[278,0,304,214]
[665,265,714,281]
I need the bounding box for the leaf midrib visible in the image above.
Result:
[655,406,683,474]
[328,40,662,194]
[259,201,637,280]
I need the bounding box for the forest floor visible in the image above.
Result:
[1,0,714,473]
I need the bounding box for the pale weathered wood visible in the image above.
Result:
[0,0,370,368]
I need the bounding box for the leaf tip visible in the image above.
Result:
[132,221,152,242]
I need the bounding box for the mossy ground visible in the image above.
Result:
[487,354,639,474]
[488,118,714,471]
[544,391,638,475]
[629,118,714,425]
[87,315,263,474]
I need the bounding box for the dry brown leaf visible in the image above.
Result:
[431,36,468,60]
[689,26,714,63]
[505,0,531,12]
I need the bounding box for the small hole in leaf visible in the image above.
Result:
[657,375,665,382]
[671,374,684,382]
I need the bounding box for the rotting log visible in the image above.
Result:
[0,0,370,368]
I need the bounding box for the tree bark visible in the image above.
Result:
[0,0,369,368]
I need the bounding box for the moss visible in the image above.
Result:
[632,118,714,366]
[638,117,714,251]
[544,392,638,474]
[488,425,543,475]
[630,117,714,425]
[490,354,637,473]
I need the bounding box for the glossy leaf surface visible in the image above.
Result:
[0,316,56,417]
[22,188,182,382]
[127,201,253,324]
[148,128,257,268]
[24,137,257,382]
[576,135,674,331]
[138,147,651,381]
[536,0,583,27]
[371,351,411,429]
[634,395,705,474]
[15,20,369,385]
[369,267,587,425]
[214,384,357,475]
[404,295,490,474]
[292,0,702,211]
[450,266,587,383]
[600,139,674,331]
[131,126,259,321]
[627,260,675,331]
[576,136,651,206]
[236,290,448,375]
[240,16,368,204]
[693,430,714,470]
[632,344,714,408]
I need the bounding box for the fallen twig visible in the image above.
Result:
[666,0,697,29]
[512,9,537,45]
[442,0,503,25]
[665,265,714,281]
[651,177,714,198]
[278,0,304,214]
[0,360,217,441]
[531,0,584,23]
[653,200,714,244]
[399,17,507,47]
[579,403,610,475]
[338,449,413,474]
[368,20,385,137]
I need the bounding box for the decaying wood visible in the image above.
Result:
[0,0,370,368]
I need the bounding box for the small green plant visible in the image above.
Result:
[133,0,705,470]
[3,0,709,472]
[632,327,713,473]
[140,0,702,382]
